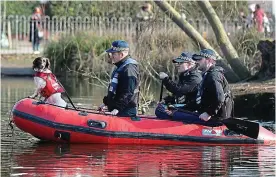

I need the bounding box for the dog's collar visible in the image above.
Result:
[34,68,44,72]
[34,68,51,73]
[34,68,45,73]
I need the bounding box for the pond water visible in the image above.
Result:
[1,77,275,177]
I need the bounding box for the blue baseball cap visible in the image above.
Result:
[172,52,195,64]
[106,40,129,53]
[192,49,217,61]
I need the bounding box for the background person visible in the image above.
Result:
[254,4,264,32]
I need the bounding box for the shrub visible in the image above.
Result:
[230,28,265,75]
[44,29,198,78]
[44,32,123,76]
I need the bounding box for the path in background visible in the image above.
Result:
[1,48,37,76]
[1,39,47,76]
[1,40,45,54]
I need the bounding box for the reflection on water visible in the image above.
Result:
[1,77,276,177]
[5,143,276,177]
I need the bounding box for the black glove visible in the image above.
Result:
[163,96,176,105]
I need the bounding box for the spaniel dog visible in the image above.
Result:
[29,57,67,107]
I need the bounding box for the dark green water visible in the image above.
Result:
[1,77,275,177]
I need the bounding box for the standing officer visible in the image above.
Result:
[98,40,140,117]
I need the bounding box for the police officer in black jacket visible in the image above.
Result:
[155,52,202,119]
[98,40,140,117]
[192,49,234,121]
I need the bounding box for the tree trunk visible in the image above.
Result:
[154,0,240,82]
[252,40,275,80]
[154,1,214,52]
[197,0,250,80]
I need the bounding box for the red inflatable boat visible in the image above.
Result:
[12,98,275,145]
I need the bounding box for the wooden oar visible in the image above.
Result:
[174,108,260,139]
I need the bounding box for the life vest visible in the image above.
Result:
[34,72,64,98]
[108,58,138,95]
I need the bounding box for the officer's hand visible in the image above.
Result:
[159,72,168,80]
[97,104,106,112]
[199,112,211,121]
[168,104,176,110]
[110,109,119,116]
[165,109,173,116]
[158,100,165,104]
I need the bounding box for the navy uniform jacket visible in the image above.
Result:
[163,66,202,111]
[103,56,139,112]
[199,66,233,119]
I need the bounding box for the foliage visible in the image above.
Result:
[3,1,39,17]
[48,1,142,18]
[230,28,265,75]
[43,28,266,111]
[47,1,249,22]
[161,1,248,20]
[43,28,198,78]
[210,1,249,19]
[44,27,265,78]
[43,32,122,75]
[3,1,249,20]
[135,30,197,78]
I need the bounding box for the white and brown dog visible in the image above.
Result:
[29,57,67,107]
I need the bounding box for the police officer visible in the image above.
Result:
[155,52,202,119]
[98,40,140,117]
[192,49,234,122]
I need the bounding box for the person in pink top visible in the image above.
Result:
[254,4,264,32]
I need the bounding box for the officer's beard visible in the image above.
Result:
[198,62,208,73]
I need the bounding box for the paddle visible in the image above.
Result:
[55,78,77,110]
[174,108,260,139]
[159,80,164,102]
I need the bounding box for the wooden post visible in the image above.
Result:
[7,21,12,49]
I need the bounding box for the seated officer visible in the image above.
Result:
[98,40,140,117]
[155,52,202,119]
[192,49,234,122]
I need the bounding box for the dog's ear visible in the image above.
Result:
[33,57,41,70]
[45,58,50,69]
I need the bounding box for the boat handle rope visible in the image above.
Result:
[8,110,14,137]
[7,97,28,139]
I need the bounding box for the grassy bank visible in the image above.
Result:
[42,29,267,80]
[1,54,34,68]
